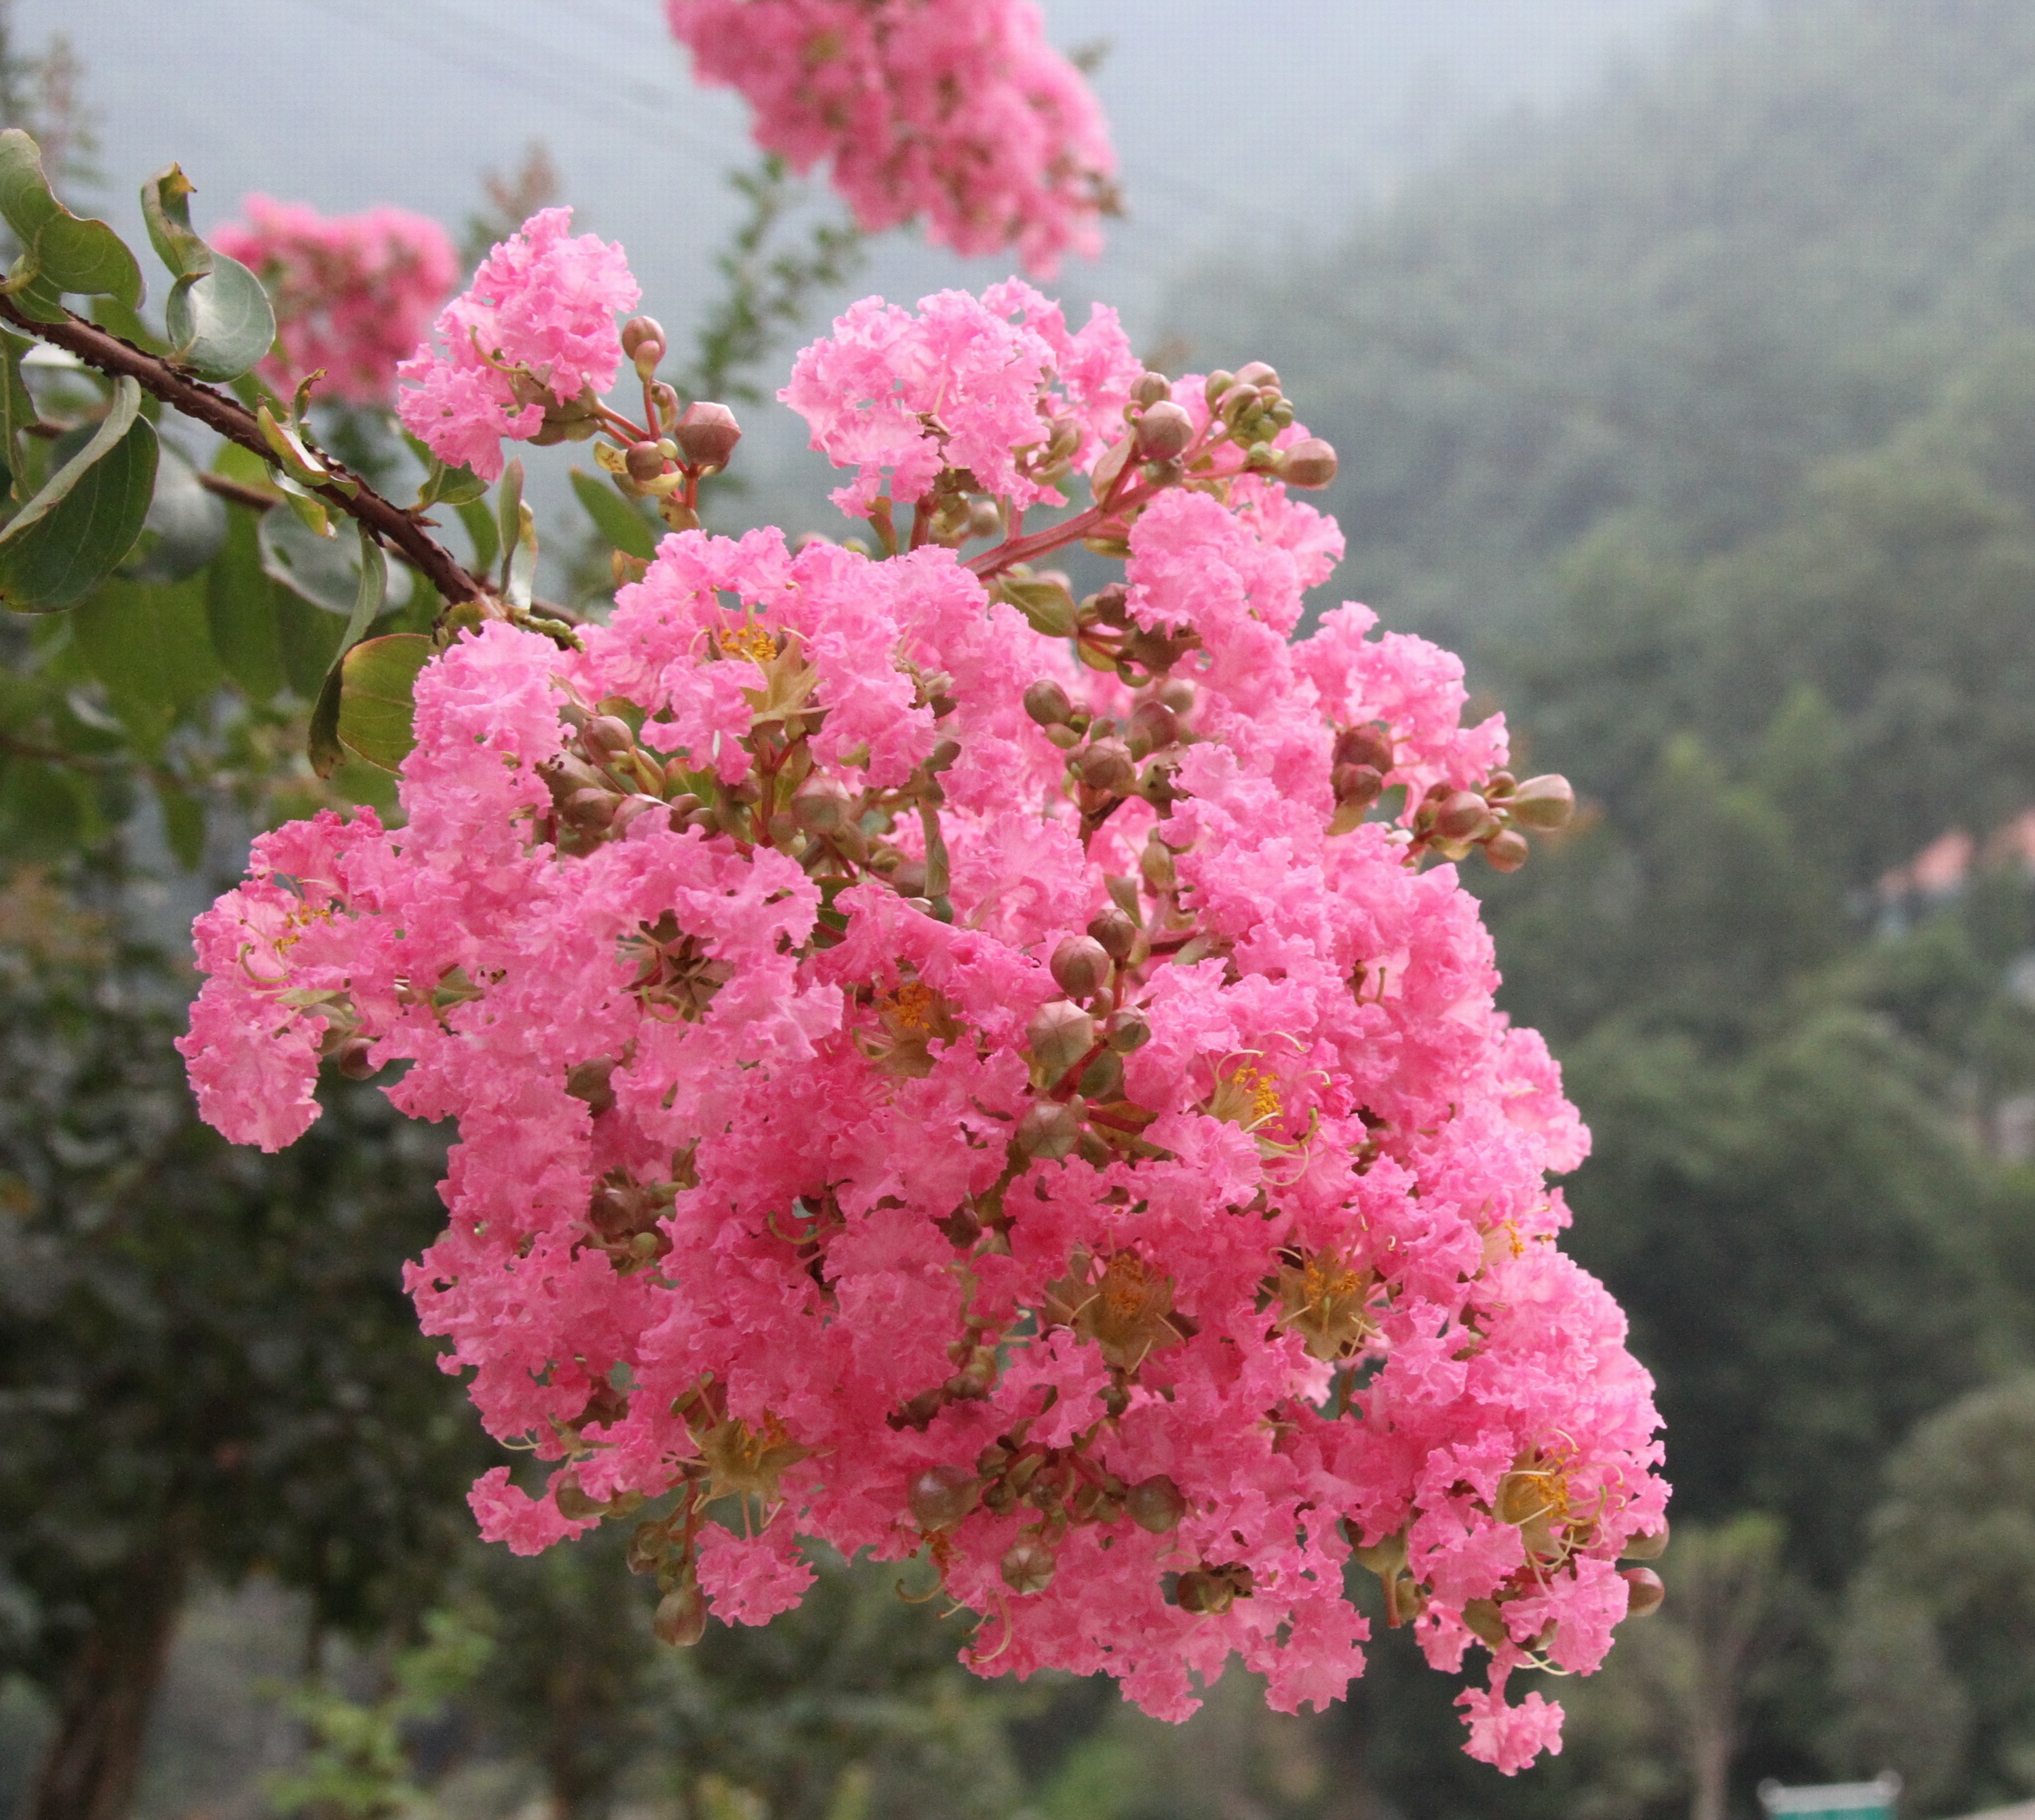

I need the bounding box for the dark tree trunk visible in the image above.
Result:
[25,1523,192,1820]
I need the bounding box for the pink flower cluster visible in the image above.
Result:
[398,208,640,480]
[780,280,1142,518]
[182,284,1664,1773]
[214,197,459,406]
[667,0,1117,275]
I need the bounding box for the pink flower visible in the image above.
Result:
[397,208,640,480]
[185,278,1662,1772]
[214,197,458,405]
[667,0,1117,275]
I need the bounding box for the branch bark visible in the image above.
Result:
[0,298,486,604]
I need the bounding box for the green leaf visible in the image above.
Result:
[456,497,498,575]
[333,632,431,771]
[571,467,659,560]
[155,775,206,870]
[261,503,409,617]
[91,294,167,355]
[140,165,210,280]
[0,328,39,502]
[167,256,276,385]
[2,374,140,540]
[0,757,89,858]
[123,440,227,583]
[495,458,524,584]
[0,415,158,613]
[71,573,222,754]
[0,130,143,315]
[277,588,344,698]
[258,401,330,486]
[403,431,487,509]
[309,525,388,777]
[206,499,286,701]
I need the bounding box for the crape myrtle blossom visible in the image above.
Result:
[397,207,641,481]
[214,197,459,406]
[182,260,1666,1773]
[666,0,1117,276]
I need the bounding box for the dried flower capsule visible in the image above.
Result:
[1002,1538,1058,1595]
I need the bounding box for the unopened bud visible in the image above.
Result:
[583,714,635,757]
[1002,1538,1058,1595]
[566,1056,619,1115]
[1462,1598,1509,1648]
[1621,1522,1669,1562]
[792,776,853,835]
[889,859,929,899]
[1087,907,1138,960]
[653,1577,707,1646]
[1334,724,1394,773]
[1234,360,1280,391]
[1127,1473,1185,1533]
[1078,1047,1124,1100]
[1051,935,1112,999]
[1621,1568,1665,1618]
[1509,774,1576,831]
[1026,1000,1096,1074]
[1175,1570,1232,1616]
[1077,739,1137,796]
[1483,830,1530,872]
[554,1475,604,1521]
[1134,400,1194,461]
[621,316,665,360]
[967,497,1003,540]
[1202,370,1236,408]
[907,1463,979,1530]
[625,441,665,484]
[1333,764,1384,809]
[1016,1098,1082,1160]
[563,788,618,831]
[1434,790,1490,841]
[336,1037,379,1080]
[1140,838,1176,895]
[674,400,741,471]
[1279,436,1338,489]
[1131,370,1171,408]
[1127,699,1180,758]
[1105,1009,1152,1053]
[1159,677,1196,714]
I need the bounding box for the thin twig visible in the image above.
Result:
[194,469,280,513]
[0,297,486,603]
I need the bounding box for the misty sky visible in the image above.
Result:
[29,0,1693,343]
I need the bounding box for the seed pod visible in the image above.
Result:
[674,400,742,471]
[1131,370,1172,408]
[1077,739,1137,796]
[1087,907,1138,961]
[653,1577,708,1647]
[1024,678,1074,727]
[1016,1099,1082,1161]
[1434,790,1490,841]
[1127,699,1180,758]
[908,1463,980,1531]
[1279,437,1338,489]
[336,1037,379,1081]
[1135,400,1194,461]
[1051,935,1112,999]
[1621,1522,1669,1562]
[1002,1538,1058,1595]
[1332,763,1384,809]
[1027,1000,1096,1074]
[562,788,619,831]
[583,714,636,757]
[1126,1473,1186,1533]
[1509,773,1576,831]
[1621,1567,1666,1618]
[792,776,854,835]
[1175,1570,1233,1616]
[1334,724,1393,773]
[1106,1009,1152,1053]
[625,441,665,484]
[1483,830,1530,872]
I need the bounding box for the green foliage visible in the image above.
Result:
[141,162,275,384]
[0,125,139,321]
[0,378,157,613]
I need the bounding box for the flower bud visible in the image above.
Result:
[1462,1598,1509,1648]
[1202,370,1236,408]
[1159,677,1196,714]
[653,1576,707,1646]
[624,441,665,484]
[1234,360,1280,391]
[1175,1570,1232,1616]
[1621,1567,1665,1618]
[1334,724,1393,773]
[1027,1000,1096,1075]
[1077,739,1137,796]
[1131,370,1172,408]
[1278,437,1338,489]
[1621,1522,1669,1562]
[967,497,1004,541]
[1002,1538,1058,1595]
[1332,764,1384,809]
[1127,1473,1186,1533]
[1140,838,1176,895]
[563,788,619,831]
[1106,1009,1152,1054]
[1509,774,1576,831]
[555,1475,604,1521]
[1087,907,1138,960]
[1078,1048,1124,1100]
[1434,790,1490,841]
[908,1463,978,1531]
[583,714,636,757]
[621,316,665,360]
[1483,830,1530,872]
[792,775,854,835]
[1127,699,1179,758]
[1051,935,1112,999]
[1017,1098,1083,1160]
[889,859,929,899]
[674,400,741,471]
[336,1037,379,1081]
[1134,400,1194,461]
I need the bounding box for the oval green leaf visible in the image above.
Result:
[334,632,432,771]
[166,254,277,384]
[123,440,227,583]
[0,415,158,613]
[260,503,410,617]
[571,467,659,561]
[0,130,142,315]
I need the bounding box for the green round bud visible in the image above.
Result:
[1279,436,1338,489]
[1434,790,1490,841]
[1621,1567,1665,1617]
[1024,678,1074,726]
[1509,774,1576,831]
[1126,1473,1186,1533]
[908,1463,980,1532]
[653,1578,707,1646]
[1483,829,1530,872]
[1051,935,1112,999]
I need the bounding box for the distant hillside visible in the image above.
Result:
[1172,0,2035,642]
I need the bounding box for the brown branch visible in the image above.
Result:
[193,469,280,514]
[0,298,487,604]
